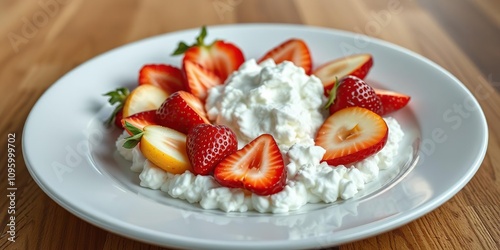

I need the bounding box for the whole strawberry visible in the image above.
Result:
[325,75,383,115]
[156,91,210,134]
[186,124,238,175]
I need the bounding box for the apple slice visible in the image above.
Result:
[122,84,169,117]
[313,54,373,95]
[123,123,192,174]
[374,88,411,115]
[315,106,388,166]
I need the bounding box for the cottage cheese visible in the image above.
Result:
[116,59,406,213]
[205,59,327,151]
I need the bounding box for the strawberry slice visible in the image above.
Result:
[103,87,130,128]
[123,122,192,174]
[214,134,287,196]
[257,39,313,74]
[315,107,388,166]
[314,54,373,95]
[183,60,222,101]
[325,75,383,115]
[122,84,169,118]
[186,124,238,175]
[121,110,158,135]
[375,89,411,116]
[138,64,186,94]
[173,26,244,82]
[156,91,210,134]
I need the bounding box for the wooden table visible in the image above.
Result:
[1,0,499,249]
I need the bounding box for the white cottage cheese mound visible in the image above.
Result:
[205,59,327,151]
[115,59,406,213]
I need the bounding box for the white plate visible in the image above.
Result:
[23,24,488,249]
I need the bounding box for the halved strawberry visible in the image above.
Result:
[123,123,192,174]
[325,75,383,115]
[314,54,373,95]
[103,87,130,128]
[173,26,244,82]
[186,124,238,175]
[122,84,169,117]
[213,134,287,196]
[156,91,210,134]
[183,60,222,101]
[138,64,186,94]
[375,89,411,116]
[257,39,312,74]
[315,107,388,166]
[121,110,158,135]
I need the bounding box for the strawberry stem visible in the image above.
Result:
[103,87,129,126]
[171,26,210,56]
[324,77,340,109]
[123,121,144,149]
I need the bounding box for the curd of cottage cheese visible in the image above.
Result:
[114,59,406,213]
[205,59,327,151]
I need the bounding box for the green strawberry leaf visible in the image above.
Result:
[324,77,340,109]
[171,26,210,56]
[122,121,144,149]
[171,41,190,56]
[122,135,141,149]
[124,121,143,135]
[103,87,130,126]
[195,26,207,46]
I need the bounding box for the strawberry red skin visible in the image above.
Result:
[121,110,158,135]
[114,108,124,129]
[183,40,244,82]
[186,124,238,175]
[329,76,383,115]
[258,39,313,74]
[138,64,186,94]
[156,91,210,134]
[214,134,287,196]
[375,89,411,115]
[324,133,388,166]
[348,56,373,80]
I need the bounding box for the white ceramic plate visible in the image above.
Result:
[23,24,488,249]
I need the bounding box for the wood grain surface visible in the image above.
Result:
[1,0,499,249]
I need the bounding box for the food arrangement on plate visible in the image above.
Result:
[103,26,411,213]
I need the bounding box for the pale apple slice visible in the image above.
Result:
[123,123,192,174]
[122,84,169,117]
[313,54,373,95]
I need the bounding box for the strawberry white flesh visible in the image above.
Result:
[138,64,186,94]
[183,60,222,101]
[214,134,286,196]
[315,107,388,166]
[314,54,373,95]
[258,38,313,74]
